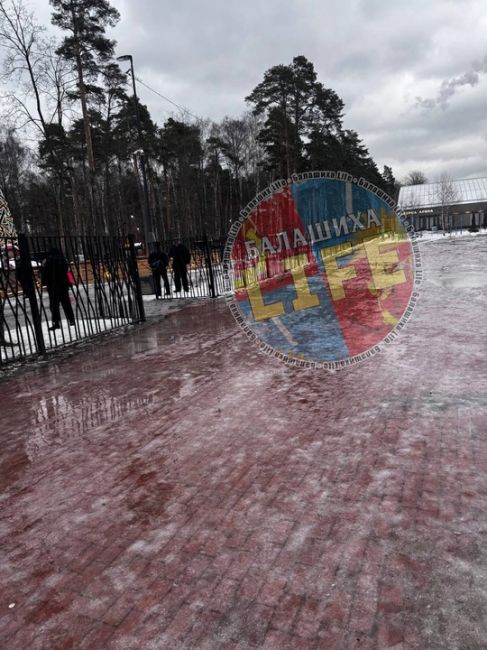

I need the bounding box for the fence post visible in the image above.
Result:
[18,233,46,355]
[203,233,216,298]
[127,234,145,322]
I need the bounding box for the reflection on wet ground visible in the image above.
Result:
[1,302,231,486]
[1,237,487,649]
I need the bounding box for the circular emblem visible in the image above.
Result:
[223,172,421,369]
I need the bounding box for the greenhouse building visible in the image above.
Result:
[397,177,487,231]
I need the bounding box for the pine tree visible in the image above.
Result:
[382,165,397,198]
[158,118,203,237]
[50,0,120,231]
[246,55,343,176]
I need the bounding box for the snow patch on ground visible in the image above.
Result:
[416,229,487,243]
[1,317,120,363]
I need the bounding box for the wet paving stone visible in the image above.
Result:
[1,236,487,648]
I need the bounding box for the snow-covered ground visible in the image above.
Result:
[1,296,216,364]
[1,317,125,363]
[142,294,211,319]
[415,228,487,243]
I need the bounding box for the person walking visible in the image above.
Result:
[169,241,191,293]
[41,248,75,330]
[148,242,170,299]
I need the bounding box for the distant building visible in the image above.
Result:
[398,177,487,231]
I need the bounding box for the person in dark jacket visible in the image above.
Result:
[148,242,170,299]
[41,248,75,330]
[168,242,191,293]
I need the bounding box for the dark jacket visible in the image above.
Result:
[169,244,191,268]
[148,250,169,272]
[41,250,70,293]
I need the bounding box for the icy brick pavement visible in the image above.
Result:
[0,236,486,649]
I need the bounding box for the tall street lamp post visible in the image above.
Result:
[117,54,153,253]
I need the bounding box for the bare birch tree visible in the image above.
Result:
[436,173,459,232]
[0,0,73,233]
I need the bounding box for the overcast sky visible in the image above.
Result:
[30,0,487,182]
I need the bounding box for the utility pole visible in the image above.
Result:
[117,54,153,254]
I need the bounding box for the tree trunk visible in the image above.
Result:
[117,158,126,234]
[71,5,97,233]
[163,166,172,237]
[69,170,81,236]
[57,172,66,237]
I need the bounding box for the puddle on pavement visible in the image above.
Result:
[17,301,233,465]
[25,390,157,461]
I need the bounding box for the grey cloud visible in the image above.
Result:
[473,54,487,73]
[22,0,487,180]
[415,97,436,111]
[438,71,480,108]
[416,68,482,112]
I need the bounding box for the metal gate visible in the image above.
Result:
[143,236,225,300]
[0,234,144,367]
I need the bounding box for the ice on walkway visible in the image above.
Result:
[1,235,487,649]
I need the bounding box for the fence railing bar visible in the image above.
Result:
[1,233,145,368]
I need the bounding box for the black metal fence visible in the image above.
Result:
[0,234,144,367]
[143,236,226,300]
